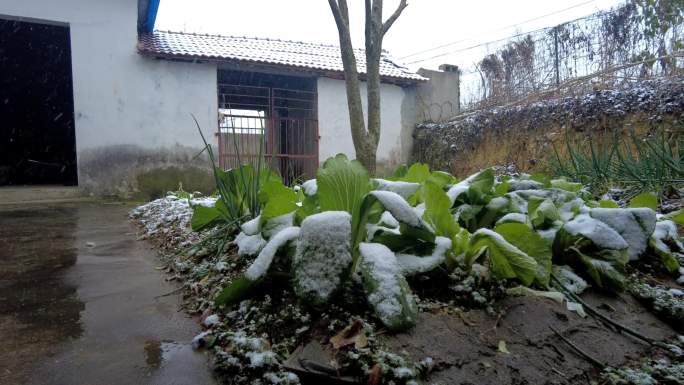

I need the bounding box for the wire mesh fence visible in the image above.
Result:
[458,0,684,111]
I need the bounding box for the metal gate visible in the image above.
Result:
[217,82,318,185]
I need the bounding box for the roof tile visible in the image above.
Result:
[138,30,425,83]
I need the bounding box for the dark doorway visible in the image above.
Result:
[0,18,77,186]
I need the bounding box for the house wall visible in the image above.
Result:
[0,0,218,197]
[317,77,416,174]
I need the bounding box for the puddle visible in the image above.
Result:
[144,340,187,370]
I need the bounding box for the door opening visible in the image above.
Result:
[0,17,77,186]
[217,70,318,185]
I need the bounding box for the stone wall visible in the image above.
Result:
[412,79,684,176]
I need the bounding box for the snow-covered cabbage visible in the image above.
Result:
[261,212,295,239]
[397,236,452,276]
[359,242,418,331]
[590,208,656,261]
[528,197,561,229]
[496,213,530,226]
[467,228,539,286]
[369,190,424,228]
[245,226,300,280]
[241,215,261,235]
[373,179,421,200]
[293,211,353,306]
[553,214,630,291]
[649,220,684,272]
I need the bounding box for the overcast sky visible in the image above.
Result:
[156,0,622,72]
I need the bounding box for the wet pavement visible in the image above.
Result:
[0,202,216,385]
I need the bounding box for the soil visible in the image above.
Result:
[129,196,683,385]
[385,291,675,384]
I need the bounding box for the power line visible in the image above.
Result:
[403,6,617,66]
[397,0,597,60]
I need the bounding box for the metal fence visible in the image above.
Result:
[458,0,684,110]
[217,83,318,185]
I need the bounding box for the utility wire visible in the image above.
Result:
[397,0,597,60]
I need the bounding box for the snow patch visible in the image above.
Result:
[359,242,417,330]
[374,179,421,199]
[397,236,452,275]
[301,179,317,196]
[245,226,300,280]
[293,211,352,305]
[262,212,295,239]
[563,214,629,250]
[241,215,261,236]
[235,232,267,257]
[370,190,423,228]
[590,208,656,260]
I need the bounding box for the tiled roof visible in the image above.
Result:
[138,30,426,83]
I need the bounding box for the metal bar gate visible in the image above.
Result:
[217,82,318,185]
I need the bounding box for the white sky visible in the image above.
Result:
[156,0,622,72]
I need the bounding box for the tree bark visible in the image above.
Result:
[328,0,407,174]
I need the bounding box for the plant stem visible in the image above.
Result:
[549,326,606,369]
[551,275,663,348]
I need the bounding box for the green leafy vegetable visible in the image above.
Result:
[467,228,538,286]
[494,223,552,287]
[422,180,460,238]
[629,192,658,211]
[259,179,298,225]
[528,197,561,229]
[403,163,431,183]
[598,199,619,208]
[466,168,495,205]
[317,153,371,217]
[550,178,583,192]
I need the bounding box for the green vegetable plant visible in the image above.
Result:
[197,154,682,331]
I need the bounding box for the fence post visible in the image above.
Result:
[553,27,560,86]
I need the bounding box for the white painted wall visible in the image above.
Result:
[0,0,217,151]
[317,77,415,170]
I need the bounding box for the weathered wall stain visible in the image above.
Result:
[78,144,214,199]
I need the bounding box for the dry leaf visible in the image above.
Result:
[366,364,381,385]
[354,331,368,349]
[330,319,366,349]
[498,340,510,354]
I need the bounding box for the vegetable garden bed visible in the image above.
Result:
[130,155,684,384]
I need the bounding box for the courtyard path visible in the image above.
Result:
[0,202,216,385]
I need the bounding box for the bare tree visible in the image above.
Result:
[328,0,408,174]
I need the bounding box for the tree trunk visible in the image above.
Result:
[328,0,407,174]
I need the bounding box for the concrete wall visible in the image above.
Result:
[317,77,416,173]
[1,0,218,196]
[416,65,460,122]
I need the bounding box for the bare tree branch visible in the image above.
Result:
[365,0,372,53]
[328,0,349,33]
[382,0,407,35]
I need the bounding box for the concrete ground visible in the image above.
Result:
[0,202,216,385]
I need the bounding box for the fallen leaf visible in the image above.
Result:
[330,319,367,349]
[566,301,587,318]
[366,364,381,385]
[355,331,368,349]
[498,340,510,354]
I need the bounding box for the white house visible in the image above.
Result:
[0,0,459,196]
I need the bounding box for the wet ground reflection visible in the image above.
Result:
[0,203,215,385]
[0,206,83,383]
